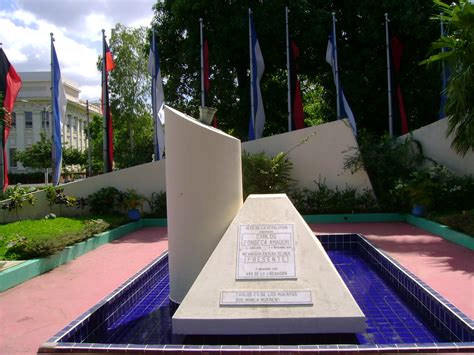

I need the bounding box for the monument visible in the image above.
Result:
[165,107,366,335]
[172,195,366,334]
[164,106,243,304]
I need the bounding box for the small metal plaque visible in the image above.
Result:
[236,224,296,280]
[220,290,312,306]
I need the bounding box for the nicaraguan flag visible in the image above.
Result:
[325,30,357,135]
[248,11,265,140]
[52,42,66,185]
[148,31,165,160]
[0,48,22,191]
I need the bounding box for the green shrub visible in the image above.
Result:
[430,210,474,237]
[344,132,425,211]
[290,180,379,215]
[5,235,63,259]
[242,151,294,199]
[1,184,37,219]
[87,187,125,215]
[4,218,112,259]
[393,164,474,213]
[147,191,167,218]
[121,189,145,211]
[45,186,77,215]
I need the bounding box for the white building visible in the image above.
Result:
[9,72,100,173]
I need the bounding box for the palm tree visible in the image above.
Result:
[421,0,474,156]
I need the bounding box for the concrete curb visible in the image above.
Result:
[0,218,167,292]
[303,213,473,250]
[405,214,474,250]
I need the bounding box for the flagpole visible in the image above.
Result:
[249,8,255,138]
[50,33,56,185]
[151,30,157,161]
[385,13,393,137]
[286,7,292,132]
[439,12,447,120]
[332,12,341,119]
[200,18,205,108]
[86,100,92,176]
[101,29,108,173]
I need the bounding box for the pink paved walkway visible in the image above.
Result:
[0,223,472,355]
[0,227,168,355]
[310,222,474,319]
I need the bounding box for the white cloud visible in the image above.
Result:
[0,0,155,101]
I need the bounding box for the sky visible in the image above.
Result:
[0,0,156,101]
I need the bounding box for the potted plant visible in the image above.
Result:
[405,180,435,217]
[122,189,145,221]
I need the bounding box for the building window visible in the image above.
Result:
[25,111,33,128]
[11,112,16,128]
[41,111,50,129]
[9,148,16,168]
[67,115,71,128]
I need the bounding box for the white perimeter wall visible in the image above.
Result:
[401,119,474,176]
[1,116,374,222]
[243,119,373,192]
[0,160,166,223]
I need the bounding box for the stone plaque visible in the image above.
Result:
[236,224,296,280]
[220,290,312,306]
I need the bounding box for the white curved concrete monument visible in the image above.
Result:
[164,106,243,304]
[172,194,366,335]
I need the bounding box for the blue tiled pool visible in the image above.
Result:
[41,234,474,353]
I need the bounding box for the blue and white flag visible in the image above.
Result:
[148,31,165,160]
[325,30,357,135]
[248,11,265,140]
[51,41,66,185]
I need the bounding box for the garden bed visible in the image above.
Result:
[0,218,166,292]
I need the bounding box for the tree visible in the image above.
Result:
[421,0,474,156]
[63,146,87,167]
[14,134,86,172]
[14,134,51,170]
[152,0,440,140]
[88,113,106,174]
[101,24,154,168]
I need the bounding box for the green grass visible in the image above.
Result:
[0,215,128,260]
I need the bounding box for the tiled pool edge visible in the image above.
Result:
[0,218,167,292]
[38,233,474,354]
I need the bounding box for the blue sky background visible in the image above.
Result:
[0,0,156,100]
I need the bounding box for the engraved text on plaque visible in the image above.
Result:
[236,224,296,279]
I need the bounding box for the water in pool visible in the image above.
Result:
[83,249,443,346]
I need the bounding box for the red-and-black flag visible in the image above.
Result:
[388,23,408,136]
[102,34,115,173]
[0,48,22,191]
[289,39,305,130]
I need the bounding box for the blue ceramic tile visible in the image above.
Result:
[47,236,474,352]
